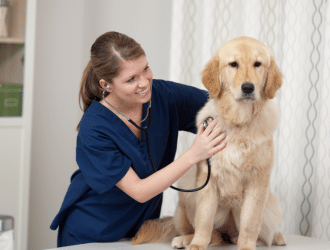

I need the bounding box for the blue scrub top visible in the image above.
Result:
[50,79,208,242]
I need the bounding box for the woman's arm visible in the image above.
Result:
[116,119,227,203]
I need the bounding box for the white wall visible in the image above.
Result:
[28,1,172,249]
[28,1,85,249]
[82,0,173,80]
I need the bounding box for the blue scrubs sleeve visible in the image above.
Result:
[167,81,209,133]
[76,130,132,195]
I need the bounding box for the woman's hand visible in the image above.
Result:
[188,119,227,165]
[117,119,226,203]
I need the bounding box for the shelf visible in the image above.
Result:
[0,117,23,127]
[0,37,25,45]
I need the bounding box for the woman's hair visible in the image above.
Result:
[77,31,146,130]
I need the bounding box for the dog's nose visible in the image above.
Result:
[241,83,255,94]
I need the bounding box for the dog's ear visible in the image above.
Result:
[265,56,283,99]
[201,54,222,99]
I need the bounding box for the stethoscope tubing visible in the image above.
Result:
[102,87,211,192]
[135,109,211,193]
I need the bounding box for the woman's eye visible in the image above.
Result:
[144,66,149,71]
[127,77,135,83]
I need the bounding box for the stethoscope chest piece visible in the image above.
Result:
[203,117,214,130]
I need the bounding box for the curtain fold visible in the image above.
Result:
[162,0,330,241]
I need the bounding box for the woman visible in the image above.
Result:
[50,31,227,247]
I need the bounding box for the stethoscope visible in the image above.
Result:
[103,85,211,192]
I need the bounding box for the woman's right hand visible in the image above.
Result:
[188,119,227,165]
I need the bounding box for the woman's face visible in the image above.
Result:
[106,56,153,108]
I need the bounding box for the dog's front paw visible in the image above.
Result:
[237,235,257,250]
[172,235,193,249]
[237,242,256,250]
[237,244,256,250]
[187,244,207,250]
[237,241,256,250]
[272,232,287,246]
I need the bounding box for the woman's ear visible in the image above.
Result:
[265,56,283,99]
[99,79,111,92]
[201,54,222,99]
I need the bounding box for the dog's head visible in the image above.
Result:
[201,36,282,101]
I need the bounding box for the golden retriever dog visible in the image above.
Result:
[132,36,287,250]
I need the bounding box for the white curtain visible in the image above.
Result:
[161,0,330,241]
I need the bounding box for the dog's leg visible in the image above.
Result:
[258,192,287,246]
[187,190,218,250]
[236,184,269,250]
[174,199,195,235]
[172,199,195,249]
[186,168,227,250]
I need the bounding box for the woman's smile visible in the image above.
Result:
[136,87,150,95]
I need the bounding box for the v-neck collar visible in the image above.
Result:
[92,100,150,147]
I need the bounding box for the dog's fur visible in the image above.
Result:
[131,36,286,250]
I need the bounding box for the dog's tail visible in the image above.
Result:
[131,216,178,245]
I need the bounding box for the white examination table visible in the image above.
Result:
[45,234,330,250]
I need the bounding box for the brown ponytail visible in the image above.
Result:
[78,60,100,113]
[77,31,146,130]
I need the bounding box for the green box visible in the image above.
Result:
[0,83,23,116]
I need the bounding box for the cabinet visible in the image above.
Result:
[0,0,32,250]
[0,0,25,44]
[0,0,26,125]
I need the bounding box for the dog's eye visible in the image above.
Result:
[254,61,262,67]
[229,62,238,68]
